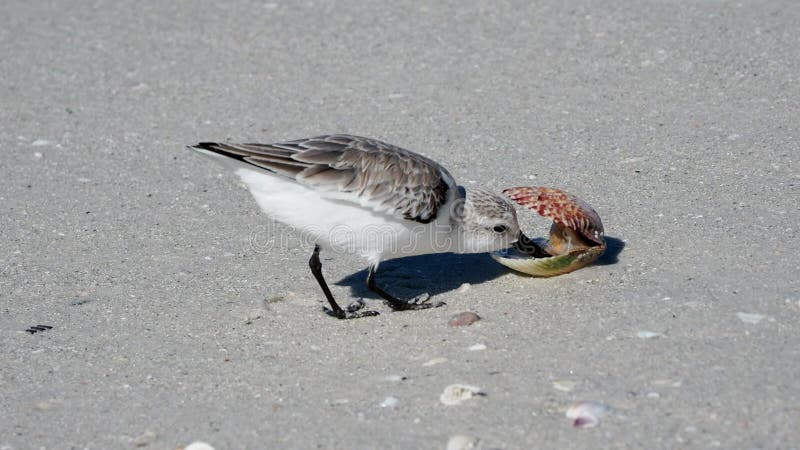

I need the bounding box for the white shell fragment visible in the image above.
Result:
[446,434,480,450]
[565,401,611,428]
[652,378,683,388]
[34,400,52,411]
[455,283,471,293]
[637,330,662,339]
[468,343,487,351]
[422,357,448,366]
[133,430,157,447]
[380,396,399,408]
[440,384,483,406]
[185,443,216,450]
[384,375,406,382]
[552,380,577,392]
[243,308,264,325]
[737,312,765,324]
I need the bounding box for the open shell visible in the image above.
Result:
[492,187,606,277]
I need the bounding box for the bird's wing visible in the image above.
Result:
[190,134,456,224]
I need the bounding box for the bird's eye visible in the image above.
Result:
[493,225,508,233]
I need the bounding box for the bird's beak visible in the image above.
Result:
[514,232,550,258]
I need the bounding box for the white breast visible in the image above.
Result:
[235,168,455,266]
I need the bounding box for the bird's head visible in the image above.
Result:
[452,188,521,253]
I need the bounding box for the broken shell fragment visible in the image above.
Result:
[439,384,483,405]
[492,187,606,276]
[380,396,399,408]
[565,400,611,428]
[448,311,481,327]
[184,443,216,450]
[446,434,480,450]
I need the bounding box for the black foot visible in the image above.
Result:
[324,305,380,319]
[385,293,446,311]
[310,245,380,319]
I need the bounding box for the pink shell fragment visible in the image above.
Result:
[503,187,604,244]
[565,401,611,428]
[448,311,481,327]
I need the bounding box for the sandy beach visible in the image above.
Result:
[2,1,798,448]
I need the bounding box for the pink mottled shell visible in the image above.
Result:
[503,187,605,245]
[448,311,481,327]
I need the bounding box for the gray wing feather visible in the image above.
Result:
[190,135,454,223]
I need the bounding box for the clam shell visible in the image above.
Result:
[492,246,605,277]
[504,187,604,245]
[492,187,606,277]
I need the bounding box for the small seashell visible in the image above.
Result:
[34,401,52,411]
[468,343,486,351]
[422,357,448,366]
[565,401,611,428]
[446,434,479,450]
[448,311,481,327]
[380,396,399,408]
[552,380,577,392]
[264,294,287,304]
[440,384,483,405]
[133,430,157,447]
[652,378,682,388]
[637,330,662,339]
[492,187,606,277]
[737,312,764,324]
[455,282,471,293]
[243,309,264,324]
[185,443,215,450]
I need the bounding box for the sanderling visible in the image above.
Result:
[190,134,539,319]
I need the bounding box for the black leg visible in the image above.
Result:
[309,245,378,319]
[366,265,444,311]
[308,245,344,318]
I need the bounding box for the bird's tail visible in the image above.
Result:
[188,142,308,178]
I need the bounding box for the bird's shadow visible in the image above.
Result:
[337,252,507,299]
[337,235,625,299]
[596,236,625,266]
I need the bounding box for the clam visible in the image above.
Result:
[492,187,606,277]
